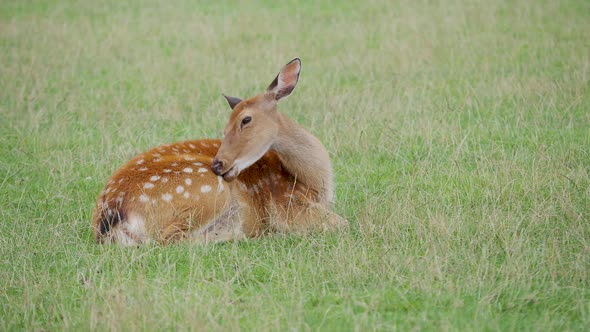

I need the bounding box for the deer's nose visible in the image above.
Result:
[211,159,224,175]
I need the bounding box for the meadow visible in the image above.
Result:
[1,0,589,330]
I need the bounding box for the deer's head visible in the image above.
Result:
[212,58,301,181]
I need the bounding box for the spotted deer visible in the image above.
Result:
[92,58,348,245]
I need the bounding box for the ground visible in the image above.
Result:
[0,0,589,330]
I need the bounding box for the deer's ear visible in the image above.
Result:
[222,94,242,110]
[267,58,301,101]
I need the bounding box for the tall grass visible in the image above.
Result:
[1,0,588,330]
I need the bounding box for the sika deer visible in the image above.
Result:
[92,58,347,245]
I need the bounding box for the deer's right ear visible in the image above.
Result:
[267,58,301,101]
[222,94,242,110]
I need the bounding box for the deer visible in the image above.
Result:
[92,58,348,245]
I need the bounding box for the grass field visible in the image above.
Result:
[1,0,589,330]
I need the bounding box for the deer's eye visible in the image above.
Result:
[241,116,252,128]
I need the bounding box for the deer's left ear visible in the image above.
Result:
[222,94,242,110]
[267,58,301,101]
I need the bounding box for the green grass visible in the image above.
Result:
[1,0,589,330]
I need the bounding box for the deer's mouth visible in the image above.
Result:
[221,166,239,182]
[212,158,239,182]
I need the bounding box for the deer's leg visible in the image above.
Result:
[189,200,249,243]
[270,201,348,234]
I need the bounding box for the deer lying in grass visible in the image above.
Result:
[92,58,348,245]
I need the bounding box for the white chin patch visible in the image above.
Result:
[232,144,272,175]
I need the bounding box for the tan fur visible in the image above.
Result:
[92,59,347,245]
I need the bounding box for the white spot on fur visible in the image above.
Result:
[201,142,209,147]
[183,192,190,198]
[162,193,173,202]
[198,167,208,173]
[193,162,203,166]
[185,178,192,186]
[183,167,193,173]
[143,183,154,189]
[153,158,162,162]
[184,155,196,161]
[162,177,169,183]
[212,143,219,147]
[217,176,224,192]
[150,175,161,181]
[118,178,125,184]
[201,185,211,193]
[138,167,148,171]
[163,169,172,173]
[188,143,196,149]
[139,194,149,203]
[176,186,184,194]
[136,159,145,165]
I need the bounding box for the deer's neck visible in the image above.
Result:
[272,114,334,205]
